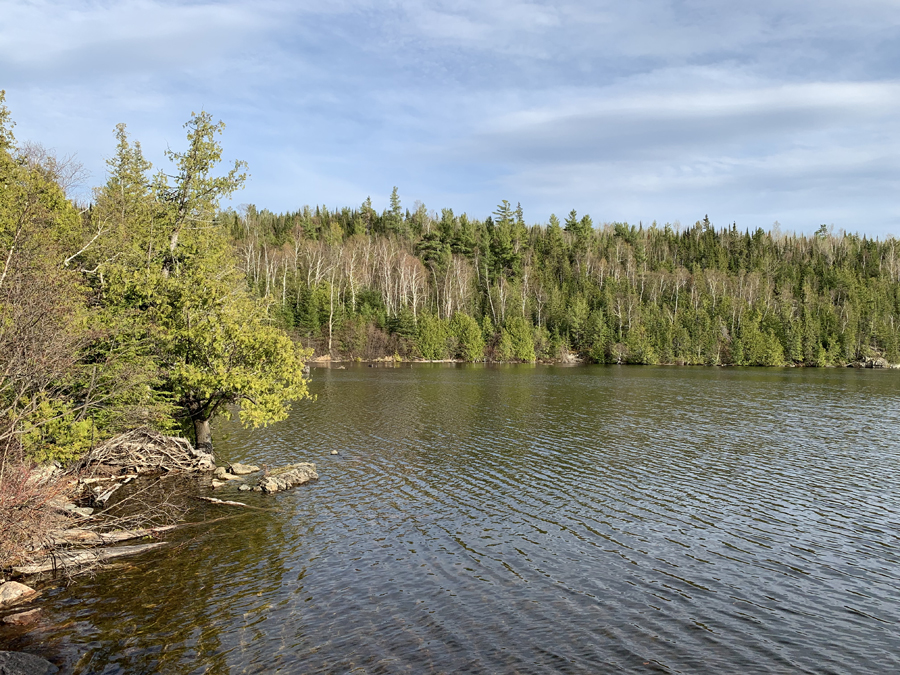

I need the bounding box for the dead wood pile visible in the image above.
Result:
[77,428,215,475]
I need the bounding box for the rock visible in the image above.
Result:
[2,609,40,625]
[213,466,228,479]
[26,464,63,487]
[238,484,252,491]
[210,480,225,489]
[0,582,37,608]
[330,450,339,455]
[872,357,889,368]
[0,651,58,674]
[257,463,318,494]
[228,462,260,476]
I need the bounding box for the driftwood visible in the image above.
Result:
[46,524,179,547]
[12,542,166,575]
[194,496,278,512]
[76,428,215,475]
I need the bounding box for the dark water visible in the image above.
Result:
[3,365,900,674]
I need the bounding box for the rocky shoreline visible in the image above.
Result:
[0,428,319,664]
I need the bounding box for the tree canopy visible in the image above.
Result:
[1,96,312,462]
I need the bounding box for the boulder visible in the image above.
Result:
[257,463,318,494]
[213,466,228,479]
[0,582,37,608]
[210,480,225,489]
[0,651,58,674]
[228,462,260,476]
[2,609,40,625]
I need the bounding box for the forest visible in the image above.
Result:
[227,195,900,368]
[2,91,899,469]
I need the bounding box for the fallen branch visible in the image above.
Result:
[194,496,278,512]
[46,524,179,547]
[12,542,166,575]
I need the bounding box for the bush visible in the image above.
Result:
[416,313,450,360]
[450,312,484,361]
[498,317,536,362]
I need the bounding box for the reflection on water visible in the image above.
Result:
[3,365,900,673]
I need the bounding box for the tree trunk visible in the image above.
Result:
[194,418,212,452]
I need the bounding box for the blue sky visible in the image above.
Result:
[3,0,900,235]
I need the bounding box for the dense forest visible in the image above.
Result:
[224,196,900,368]
[2,90,899,470]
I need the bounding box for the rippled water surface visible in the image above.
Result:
[4,365,900,674]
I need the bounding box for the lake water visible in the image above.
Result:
[3,365,900,674]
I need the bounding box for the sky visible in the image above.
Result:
[2,0,900,236]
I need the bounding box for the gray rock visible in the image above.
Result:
[213,466,228,479]
[0,582,37,608]
[257,463,318,494]
[228,462,260,476]
[210,480,225,489]
[0,651,58,674]
[330,450,339,455]
[238,484,252,491]
[2,608,41,625]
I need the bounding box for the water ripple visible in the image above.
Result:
[5,365,900,674]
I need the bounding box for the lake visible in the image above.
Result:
[3,364,900,673]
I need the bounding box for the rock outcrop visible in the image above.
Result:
[256,463,318,493]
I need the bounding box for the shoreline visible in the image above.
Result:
[308,355,900,369]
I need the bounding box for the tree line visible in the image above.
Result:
[225,198,900,367]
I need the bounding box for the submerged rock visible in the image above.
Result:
[0,582,37,608]
[257,463,318,494]
[228,462,260,476]
[2,609,41,625]
[0,651,58,674]
[330,450,339,455]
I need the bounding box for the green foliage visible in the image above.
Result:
[498,317,536,362]
[416,313,450,360]
[450,312,485,361]
[21,398,95,464]
[1,101,312,462]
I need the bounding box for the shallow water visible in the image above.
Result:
[3,365,900,674]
